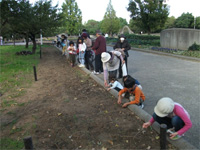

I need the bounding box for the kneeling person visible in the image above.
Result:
[118,75,145,108]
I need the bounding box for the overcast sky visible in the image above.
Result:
[29,0,200,23]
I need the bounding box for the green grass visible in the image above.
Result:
[0,45,40,95]
[0,138,24,150]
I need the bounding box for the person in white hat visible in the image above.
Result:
[101,51,125,87]
[143,97,192,140]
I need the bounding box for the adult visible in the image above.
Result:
[101,51,124,87]
[92,30,106,74]
[143,97,192,140]
[113,34,131,78]
[0,36,3,45]
[81,29,90,39]
[82,33,94,71]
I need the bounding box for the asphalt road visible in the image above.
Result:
[107,46,200,148]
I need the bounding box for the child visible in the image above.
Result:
[78,37,86,67]
[107,75,123,92]
[67,41,77,67]
[123,75,142,90]
[143,97,192,140]
[61,34,67,55]
[118,75,145,108]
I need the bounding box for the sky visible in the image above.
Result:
[29,0,200,23]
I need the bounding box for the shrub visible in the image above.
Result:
[188,42,200,51]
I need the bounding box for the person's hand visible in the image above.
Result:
[107,88,111,91]
[82,51,84,53]
[117,97,122,104]
[122,102,129,108]
[122,60,125,64]
[142,122,151,128]
[122,48,125,51]
[170,132,178,139]
[104,81,108,87]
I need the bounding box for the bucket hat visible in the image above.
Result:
[101,52,111,63]
[154,97,175,117]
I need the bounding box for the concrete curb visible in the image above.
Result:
[54,45,197,149]
[81,67,198,150]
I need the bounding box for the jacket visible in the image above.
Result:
[92,35,106,55]
[113,40,131,57]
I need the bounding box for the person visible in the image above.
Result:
[82,33,94,71]
[61,34,67,55]
[143,97,192,140]
[118,75,145,108]
[101,51,125,87]
[107,75,123,92]
[123,75,142,90]
[81,29,90,39]
[113,34,131,78]
[67,41,77,67]
[0,36,3,45]
[92,30,106,74]
[78,37,86,67]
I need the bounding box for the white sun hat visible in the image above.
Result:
[154,97,175,117]
[101,52,111,63]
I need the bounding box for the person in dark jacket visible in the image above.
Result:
[92,30,106,74]
[113,34,131,78]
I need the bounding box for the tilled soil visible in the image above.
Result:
[0,46,175,149]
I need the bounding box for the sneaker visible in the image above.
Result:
[167,128,182,140]
[92,71,99,75]
[78,64,82,67]
[170,134,182,140]
[138,104,144,109]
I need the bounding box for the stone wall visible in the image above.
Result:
[160,28,200,50]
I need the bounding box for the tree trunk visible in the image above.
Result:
[31,34,37,54]
[25,33,29,48]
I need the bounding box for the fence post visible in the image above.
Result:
[160,124,167,150]
[33,66,37,81]
[40,45,42,59]
[23,136,34,150]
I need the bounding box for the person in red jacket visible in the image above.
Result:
[92,30,106,74]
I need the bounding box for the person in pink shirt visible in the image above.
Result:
[143,97,192,140]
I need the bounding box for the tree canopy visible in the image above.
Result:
[127,0,169,34]
[101,0,120,36]
[174,13,194,28]
[0,0,62,53]
[62,0,82,35]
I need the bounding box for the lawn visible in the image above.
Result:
[0,45,40,101]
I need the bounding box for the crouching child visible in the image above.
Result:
[107,75,123,92]
[118,75,145,108]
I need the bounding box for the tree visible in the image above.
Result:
[119,17,128,29]
[129,19,142,33]
[127,0,169,34]
[164,16,176,29]
[0,0,62,53]
[101,0,120,36]
[195,16,200,29]
[174,13,194,28]
[62,0,82,35]
[84,20,100,35]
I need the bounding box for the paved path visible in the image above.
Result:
[106,46,200,148]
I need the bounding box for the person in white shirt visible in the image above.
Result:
[107,75,123,92]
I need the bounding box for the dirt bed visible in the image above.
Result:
[0,46,175,149]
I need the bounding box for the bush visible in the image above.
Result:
[188,42,200,51]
